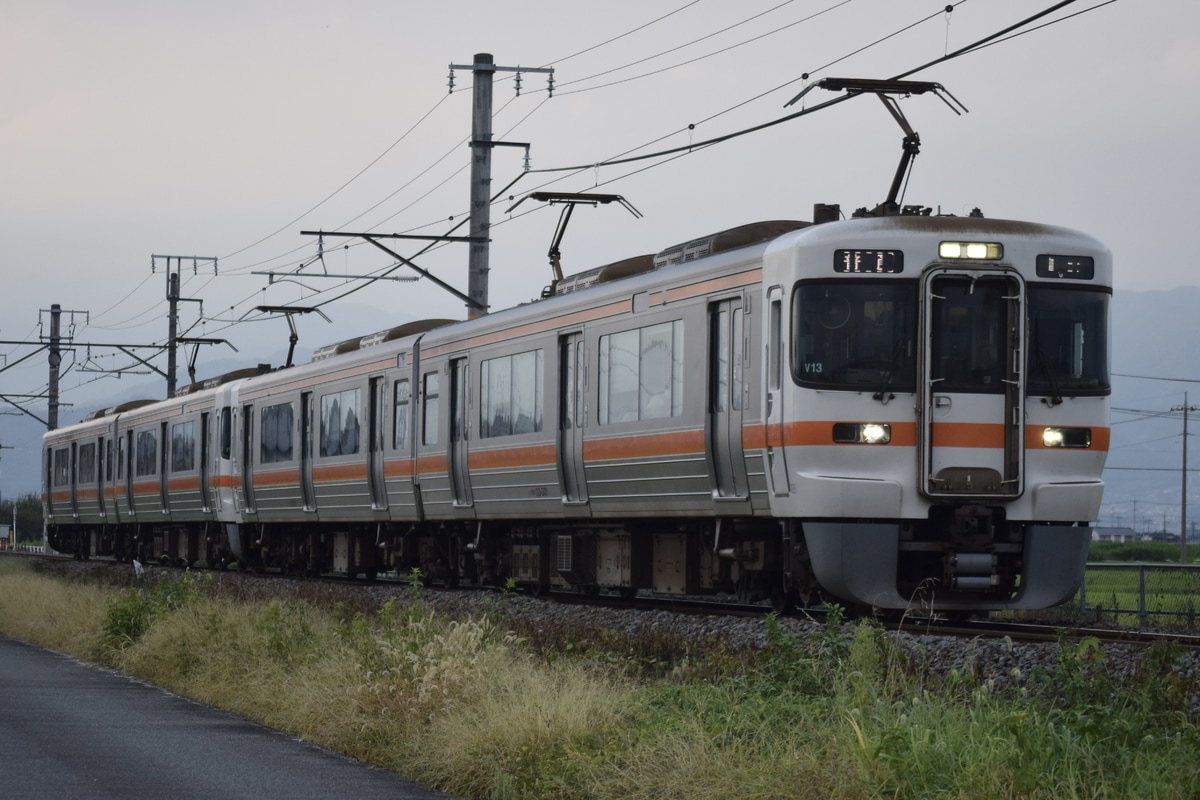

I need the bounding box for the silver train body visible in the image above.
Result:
[43,212,1112,612]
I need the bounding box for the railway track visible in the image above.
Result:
[9,550,1200,656]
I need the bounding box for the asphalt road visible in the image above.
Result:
[0,634,456,799]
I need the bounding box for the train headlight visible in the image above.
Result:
[1042,427,1091,448]
[939,241,1003,260]
[833,422,891,444]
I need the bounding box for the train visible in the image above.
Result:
[43,204,1111,613]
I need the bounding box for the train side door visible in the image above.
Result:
[558,332,588,504]
[159,422,170,512]
[920,269,1024,499]
[199,413,212,513]
[709,298,749,498]
[368,376,388,510]
[449,357,473,507]
[765,287,791,496]
[215,405,236,515]
[240,404,256,513]
[69,443,79,517]
[97,435,107,519]
[300,392,316,510]
[120,429,135,514]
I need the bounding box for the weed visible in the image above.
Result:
[99,573,202,660]
[6,566,1200,799]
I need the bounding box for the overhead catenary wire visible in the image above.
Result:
[60,2,972,348]
[46,1,1111,405]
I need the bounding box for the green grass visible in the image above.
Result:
[2,559,1200,799]
[1077,564,1200,627]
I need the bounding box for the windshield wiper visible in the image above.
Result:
[1032,320,1063,407]
[872,339,907,404]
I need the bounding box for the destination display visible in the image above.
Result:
[834,248,903,273]
[1036,254,1094,279]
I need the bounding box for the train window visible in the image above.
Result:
[260,403,295,464]
[135,431,158,477]
[220,407,232,460]
[423,373,440,445]
[171,421,196,472]
[53,448,70,487]
[769,299,783,391]
[1028,286,1110,396]
[319,389,360,457]
[79,443,96,484]
[599,320,684,424]
[105,439,114,482]
[393,379,410,450]
[930,279,1010,393]
[793,281,917,391]
[480,350,544,438]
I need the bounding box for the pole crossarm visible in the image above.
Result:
[298,231,484,313]
[114,346,169,380]
[0,394,48,427]
[298,231,485,243]
[0,345,48,376]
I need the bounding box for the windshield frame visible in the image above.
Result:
[1026,283,1111,399]
[791,278,918,393]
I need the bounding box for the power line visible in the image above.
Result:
[1114,372,1200,384]
[529,0,1089,176]
[219,93,453,264]
[554,0,850,94]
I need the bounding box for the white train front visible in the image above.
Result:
[44,209,1111,613]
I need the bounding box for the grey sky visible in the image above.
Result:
[1,0,1196,470]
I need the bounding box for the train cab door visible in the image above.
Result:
[708,297,749,499]
[920,268,1024,499]
[449,357,473,507]
[765,287,791,497]
[558,332,589,505]
[368,376,388,510]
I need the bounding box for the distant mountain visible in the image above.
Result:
[1106,287,1200,536]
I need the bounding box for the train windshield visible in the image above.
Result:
[1027,286,1110,397]
[793,281,917,392]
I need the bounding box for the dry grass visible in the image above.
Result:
[0,559,107,657]
[3,560,1200,800]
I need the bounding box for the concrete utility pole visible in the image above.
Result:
[47,305,61,430]
[448,54,553,317]
[1174,393,1199,562]
[152,255,216,396]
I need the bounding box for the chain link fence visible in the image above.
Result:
[1076,563,1200,629]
